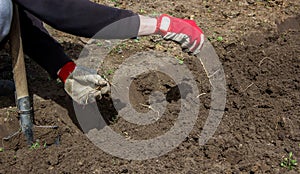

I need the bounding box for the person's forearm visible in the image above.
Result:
[14,0,139,38]
[19,10,71,78]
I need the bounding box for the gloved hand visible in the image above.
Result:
[58,62,110,105]
[155,14,204,55]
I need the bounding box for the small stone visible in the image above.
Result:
[121,169,128,173]
[78,161,83,166]
[246,0,255,4]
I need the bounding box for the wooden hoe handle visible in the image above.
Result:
[9,4,34,144]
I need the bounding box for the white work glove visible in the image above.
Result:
[58,62,110,105]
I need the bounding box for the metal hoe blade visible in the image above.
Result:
[17,96,34,144]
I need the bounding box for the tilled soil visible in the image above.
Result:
[0,0,300,173]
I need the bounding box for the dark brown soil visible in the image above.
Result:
[0,0,300,173]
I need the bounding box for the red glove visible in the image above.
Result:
[155,14,204,55]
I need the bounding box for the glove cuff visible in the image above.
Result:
[58,61,76,83]
[155,14,171,36]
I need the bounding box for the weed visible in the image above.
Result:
[110,0,120,7]
[96,42,103,47]
[150,12,160,17]
[112,159,118,166]
[139,9,146,14]
[106,69,114,75]
[208,35,224,42]
[100,68,115,80]
[111,43,126,54]
[280,152,298,170]
[30,141,48,149]
[178,59,184,65]
[109,115,118,124]
[217,36,224,42]
[30,142,41,150]
[0,147,3,152]
[175,56,184,65]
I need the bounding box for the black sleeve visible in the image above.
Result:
[13,0,140,38]
[19,9,71,78]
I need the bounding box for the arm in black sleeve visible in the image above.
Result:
[19,9,71,78]
[13,0,140,38]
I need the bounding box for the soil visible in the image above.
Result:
[0,0,300,173]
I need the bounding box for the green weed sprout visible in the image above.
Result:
[0,147,4,152]
[30,142,41,150]
[175,56,184,65]
[107,69,114,75]
[178,59,184,65]
[96,42,103,47]
[280,152,298,170]
[217,36,224,42]
[207,36,224,42]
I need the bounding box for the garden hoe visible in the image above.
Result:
[8,4,34,145]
